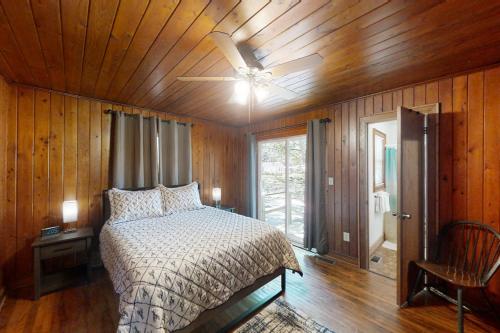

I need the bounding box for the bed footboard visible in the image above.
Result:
[174,267,286,333]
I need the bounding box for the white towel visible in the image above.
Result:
[375,195,381,213]
[381,192,391,212]
[374,192,391,213]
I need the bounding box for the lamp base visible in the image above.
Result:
[214,201,221,209]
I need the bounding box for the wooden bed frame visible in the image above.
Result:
[101,185,288,332]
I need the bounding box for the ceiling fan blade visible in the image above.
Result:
[266,54,323,77]
[177,76,237,82]
[266,82,299,100]
[210,31,248,71]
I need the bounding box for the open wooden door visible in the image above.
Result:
[397,106,425,306]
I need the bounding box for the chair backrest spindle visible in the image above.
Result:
[437,221,499,286]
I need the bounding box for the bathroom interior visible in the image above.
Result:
[368,120,398,280]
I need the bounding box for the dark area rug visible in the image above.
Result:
[235,298,334,333]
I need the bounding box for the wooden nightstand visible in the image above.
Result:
[32,227,93,300]
[213,205,236,213]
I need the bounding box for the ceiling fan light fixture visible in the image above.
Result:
[234,80,249,105]
[178,33,323,117]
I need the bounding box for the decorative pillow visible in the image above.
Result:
[159,182,203,214]
[108,188,163,223]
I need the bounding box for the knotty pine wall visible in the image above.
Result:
[0,75,10,297]
[245,65,500,297]
[0,80,245,289]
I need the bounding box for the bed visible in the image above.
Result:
[100,186,302,333]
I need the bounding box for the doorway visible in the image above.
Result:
[359,105,439,306]
[257,135,306,246]
[367,120,398,280]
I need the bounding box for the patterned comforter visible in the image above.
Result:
[100,206,301,333]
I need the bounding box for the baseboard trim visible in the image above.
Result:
[324,252,359,266]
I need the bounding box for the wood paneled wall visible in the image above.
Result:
[0,75,10,298]
[245,65,500,296]
[0,63,498,298]
[0,82,245,289]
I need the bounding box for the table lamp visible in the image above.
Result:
[212,188,221,208]
[62,200,78,233]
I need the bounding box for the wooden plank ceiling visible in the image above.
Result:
[0,0,499,126]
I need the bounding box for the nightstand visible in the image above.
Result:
[213,205,236,213]
[32,227,93,300]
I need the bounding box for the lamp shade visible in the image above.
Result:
[212,188,221,202]
[62,200,78,223]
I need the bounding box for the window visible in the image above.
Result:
[257,135,306,245]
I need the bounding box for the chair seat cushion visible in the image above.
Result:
[415,261,485,288]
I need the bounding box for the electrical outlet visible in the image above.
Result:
[343,232,350,242]
[328,177,334,186]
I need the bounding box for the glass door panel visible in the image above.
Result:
[287,136,306,245]
[258,135,306,245]
[258,140,286,234]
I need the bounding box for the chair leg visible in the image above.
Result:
[457,288,464,333]
[408,268,423,306]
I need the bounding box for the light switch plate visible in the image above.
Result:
[343,232,350,242]
[328,177,334,185]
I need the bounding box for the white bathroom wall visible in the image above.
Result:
[368,121,397,252]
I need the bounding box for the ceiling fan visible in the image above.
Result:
[177,32,323,121]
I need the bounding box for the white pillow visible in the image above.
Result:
[159,182,203,214]
[108,188,163,223]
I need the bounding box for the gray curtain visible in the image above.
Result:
[304,119,328,254]
[247,134,257,218]
[159,120,192,186]
[111,112,160,188]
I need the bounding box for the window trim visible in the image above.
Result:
[255,125,307,142]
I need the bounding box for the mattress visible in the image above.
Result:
[99,206,301,332]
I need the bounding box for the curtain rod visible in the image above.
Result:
[250,117,331,135]
[104,109,193,127]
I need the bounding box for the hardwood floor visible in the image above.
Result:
[0,248,498,333]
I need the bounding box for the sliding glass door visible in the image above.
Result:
[257,135,306,245]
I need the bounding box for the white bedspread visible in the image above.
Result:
[100,206,301,333]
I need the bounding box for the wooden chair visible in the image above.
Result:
[408,221,499,333]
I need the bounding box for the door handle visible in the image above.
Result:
[400,213,412,220]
